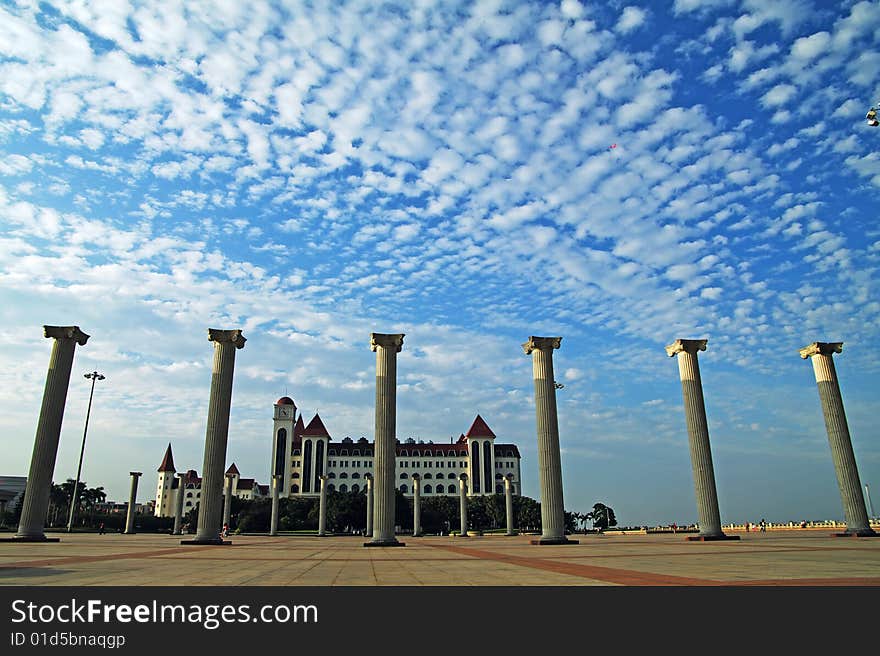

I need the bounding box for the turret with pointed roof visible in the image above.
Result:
[465,414,496,439]
[301,413,331,438]
[158,443,176,472]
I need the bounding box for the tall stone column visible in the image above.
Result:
[365,333,405,547]
[504,475,517,536]
[522,336,577,545]
[318,475,328,536]
[665,339,737,541]
[458,474,469,537]
[412,474,422,537]
[222,474,234,530]
[13,326,89,542]
[124,472,142,534]
[270,474,281,536]
[799,342,876,537]
[183,329,246,545]
[172,474,186,535]
[365,474,373,538]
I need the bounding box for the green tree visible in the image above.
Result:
[586,503,617,531]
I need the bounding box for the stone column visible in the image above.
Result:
[799,342,876,537]
[365,333,405,547]
[222,474,234,530]
[172,474,186,535]
[13,326,89,542]
[458,474,469,537]
[412,474,422,537]
[365,474,373,538]
[183,329,246,545]
[522,336,577,545]
[504,475,517,536]
[270,474,281,536]
[124,472,142,534]
[318,475,328,536]
[665,339,737,541]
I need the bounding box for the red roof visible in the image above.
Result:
[276,396,295,406]
[157,443,176,472]
[301,413,331,438]
[465,414,496,438]
[293,415,305,440]
[225,463,240,476]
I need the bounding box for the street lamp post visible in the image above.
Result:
[66,371,105,532]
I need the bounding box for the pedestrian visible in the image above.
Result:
[745,521,750,532]
[222,522,229,538]
[760,518,766,532]
[98,522,105,535]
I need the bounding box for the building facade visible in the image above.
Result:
[270,396,522,498]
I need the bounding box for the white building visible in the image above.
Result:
[270,396,522,498]
[153,445,267,518]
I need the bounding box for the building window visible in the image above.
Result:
[291,484,299,493]
[424,485,432,494]
[436,484,445,494]
[352,472,360,479]
[496,484,503,494]
[400,484,408,493]
[424,473,432,479]
[447,473,456,479]
[352,484,359,493]
[400,473,407,479]
[339,484,348,492]
[327,483,335,492]
[340,472,348,479]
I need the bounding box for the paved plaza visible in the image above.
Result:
[1,529,878,586]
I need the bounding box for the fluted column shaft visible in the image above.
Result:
[666,339,725,537]
[523,336,567,543]
[124,472,142,534]
[366,333,405,547]
[191,329,245,544]
[270,474,281,536]
[173,474,185,535]
[412,476,421,537]
[505,477,516,536]
[800,342,874,536]
[318,476,328,536]
[16,326,89,541]
[365,476,373,537]
[459,477,469,537]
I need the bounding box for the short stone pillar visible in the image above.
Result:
[124,472,142,534]
[365,333,405,547]
[14,325,89,542]
[412,474,422,537]
[522,336,577,545]
[183,329,245,545]
[800,342,876,537]
[365,474,374,538]
[172,474,186,535]
[504,475,517,536]
[270,474,281,536]
[222,473,234,530]
[318,475,328,536]
[666,339,737,541]
[458,474,469,537]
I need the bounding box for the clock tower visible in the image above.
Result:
[272,396,297,497]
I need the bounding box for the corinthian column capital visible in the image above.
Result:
[44,325,90,345]
[799,342,843,359]
[522,336,561,354]
[208,329,246,348]
[370,333,404,352]
[665,338,708,357]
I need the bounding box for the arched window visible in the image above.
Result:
[495,484,503,494]
[447,473,456,479]
[400,473,408,479]
[292,472,300,479]
[353,450,360,456]
[400,484,408,493]
[291,484,299,493]
[435,484,445,494]
[471,447,481,493]
[315,440,325,492]
[327,483,335,492]
[303,440,312,493]
[401,449,408,456]
[424,473,432,479]
[351,484,359,493]
[352,472,360,479]
[424,485,432,494]
[483,441,492,494]
[328,472,336,479]
[340,472,348,479]
[495,473,503,479]
[339,484,348,492]
[274,428,287,477]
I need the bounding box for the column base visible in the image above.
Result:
[411,532,423,537]
[530,537,579,545]
[506,531,519,536]
[686,534,740,541]
[0,535,61,543]
[832,529,879,537]
[363,539,406,547]
[180,538,232,545]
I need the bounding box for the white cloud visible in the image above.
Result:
[616,7,646,34]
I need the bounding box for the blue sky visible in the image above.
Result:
[1,0,879,527]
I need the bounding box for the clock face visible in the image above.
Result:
[279,408,289,417]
